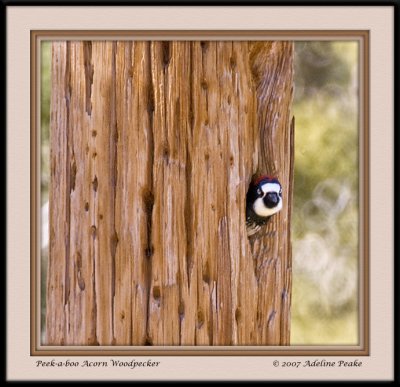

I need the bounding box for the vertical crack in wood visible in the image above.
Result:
[161,41,171,70]
[144,41,155,344]
[64,41,72,311]
[83,41,94,116]
[200,43,209,114]
[220,216,233,345]
[92,224,98,345]
[110,41,118,343]
[125,41,134,346]
[189,42,194,135]
[162,43,170,166]
[185,42,193,291]
[280,115,295,345]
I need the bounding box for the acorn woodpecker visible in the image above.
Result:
[246,175,283,236]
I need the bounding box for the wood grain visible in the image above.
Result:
[46,40,294,346]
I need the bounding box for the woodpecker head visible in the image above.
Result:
[247,175,283,219]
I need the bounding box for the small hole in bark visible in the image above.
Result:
[145,246,154,258]
[143,188,154,214]
[162,41,171,69]
[90,225,97,238]
[153,286,161,300]
[230,56,237,70]
[78,277,85,291]
[202,262,211,284]
[178,302,185,319]
[197,310,204,329]
[92,176,98,192]
[200,41,209,51]
[70,160,77,191]
[75,252,82,268]
[235,308,241,323]
[162,145,170,160]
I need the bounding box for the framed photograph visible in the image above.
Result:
[5,3,395,382]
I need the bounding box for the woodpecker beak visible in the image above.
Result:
[264,192,279,208]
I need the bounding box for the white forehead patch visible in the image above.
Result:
[261,182,281,194]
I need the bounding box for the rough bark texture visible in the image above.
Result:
[46,41,294,346]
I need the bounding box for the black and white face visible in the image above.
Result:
[253,182,283,217]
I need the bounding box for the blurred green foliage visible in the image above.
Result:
[291,42,359,344]
[41,41,51,206]
[40,41,359,345]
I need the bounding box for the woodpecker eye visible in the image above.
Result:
[279,189,282,197]
[257,188,262,196]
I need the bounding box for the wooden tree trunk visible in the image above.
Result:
[46,40,294,346]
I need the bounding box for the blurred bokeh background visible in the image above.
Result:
[40,41,359,344]
[291,42,359,344]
